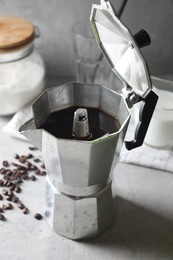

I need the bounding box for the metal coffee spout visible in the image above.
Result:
[72,108,92,140]
[19,118,42,150]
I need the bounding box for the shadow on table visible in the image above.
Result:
[81,196,173,259]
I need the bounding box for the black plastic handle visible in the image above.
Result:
[134,29,151,48]
[125,91,158,150]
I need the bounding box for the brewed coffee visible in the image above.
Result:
[39,106,120,141]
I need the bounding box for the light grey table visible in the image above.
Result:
[0,115,173,260]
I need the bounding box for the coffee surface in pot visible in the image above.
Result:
[39,106,120,140]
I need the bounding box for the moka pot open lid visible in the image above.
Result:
[90,0,152,99]
[90,0,158,150]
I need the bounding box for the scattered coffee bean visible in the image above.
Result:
[0,214,6,221]
[2,204,7,210]
[35,169,41,175]
[5,181,12,187]
[6,203,13,210]
[0,146,46,222]
[14,154,20,159]
[27,154,33,159]
[34,213,43,220]
[2,161,9,167]
[17,165,27,171]
[41,163,45,169]
[6,170,12,176]
[23,208,29,214]
[19,156,27,164]
[8,189,13,195]
[3,180,9,187]
[0,168,6,175]
[17,202,25,210]
[30,165,37,171]
[30,175,37,181]
[29,146,37,151]
[9,184,16,191]
[21,174,28,180]
[15,186,22,193]
[12,196,19,203]
[6,195,12,201]
[40,171,46,176]
[34,158,40,163]
[2,189,8,195]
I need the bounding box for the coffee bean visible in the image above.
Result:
[34,213,43,220]
[41,163,45,169]
[2,161,9,167]
[6,196,12,201]
[40,171,46,176]
[0,168,6,175]
[2,189,8,195]
[3,180,9,186]
[14,154,20,159]
[30,165,37,171]
[30,175,37,181]
[2,204,7,210]
[18,156,27,164]
[6,203,13,210]
[21,174,28,180]
[17,165,27,171]
[29,146,37,151]
[34,158,40,163]
[35,169,41,175]
[12,179,22,185]
[9,184,16,191]
[17,202,25,210]
[0,214,6,221]
[27,154,33,159]
[6,170,12,176]
[12,196,19,203]
[26,161,32,169]
[15,186,22,193]
[16,179,23,184]
[6,181,12,187]
[19,170,27,175]
[7,190,13,195]
[23,208,29,214]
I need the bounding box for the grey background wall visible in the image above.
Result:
[1,0,173,81]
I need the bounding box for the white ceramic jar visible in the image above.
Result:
[0,16,45,115]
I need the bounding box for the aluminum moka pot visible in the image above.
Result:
[19,0,158,240]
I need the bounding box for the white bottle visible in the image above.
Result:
[0,16,45,115]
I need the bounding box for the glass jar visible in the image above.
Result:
[0,16,45,115]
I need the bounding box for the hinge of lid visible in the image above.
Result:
[122,82,141,108]
[100,0,116,16]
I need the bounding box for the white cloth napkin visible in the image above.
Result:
[2,105,33,140]
[119,122,173,173]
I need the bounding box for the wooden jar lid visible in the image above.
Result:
[0,16,35,50]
